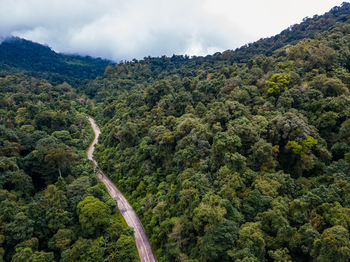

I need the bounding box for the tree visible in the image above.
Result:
[49,229,73,252]
[313,226,350,261]
[4,212,34,247]
[264,73,291,98]
[229,222,266,261]
[11,247,33,262]
[115,234,139,262]
[285,136,318,171]
[52,130,72,145]
[268,248,292,262]
[310,75,348,97]
[287,40,337,70]
[289,223,320,258]
[192,193,227,233]
[242,189,272,221]
[77,196,111,237]
[60,238,100,262]
[211,132,241,161]
[30,250,55,261]
[8,171,33,196]
[44,147,76,177]
[249,139,278,171]
[269,112,315,144]
[200,220,239,262]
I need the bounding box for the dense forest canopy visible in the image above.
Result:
[1,2,350,262]
[0,73,138,261]
[90,3,350,261]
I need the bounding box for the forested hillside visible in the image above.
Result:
[84,3,350,261]
[0,37,110,87]
[0,75,138,261]
[221,2,350,63]
[1,2,350,262]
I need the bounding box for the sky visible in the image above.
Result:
[0,0,345,61]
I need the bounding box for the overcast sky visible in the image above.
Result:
[0,0,344,61]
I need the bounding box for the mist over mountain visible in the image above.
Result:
[0,0,343,60]
[0,37,110,86]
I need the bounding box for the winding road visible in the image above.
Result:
[87,117,157,262]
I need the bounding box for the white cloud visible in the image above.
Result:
[0,0,344,61]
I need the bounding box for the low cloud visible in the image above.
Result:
[0,0,343,61]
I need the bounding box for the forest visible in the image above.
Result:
[0,74,138,260]
[1,2,350,262]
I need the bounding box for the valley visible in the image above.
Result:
[1,3,350,262]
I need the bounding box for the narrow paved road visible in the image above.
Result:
[87,117,157,262]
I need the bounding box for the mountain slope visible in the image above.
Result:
[0,72,139,261]
[1,2,350,262]
[0,37,111,86]
[219,2,350,63]
[86,3,350,261]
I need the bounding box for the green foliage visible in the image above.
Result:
[45,148,77,177]
[286,136,317,156]
[12,248,54,262]
[0,37,110,87]
[77,196,111,237]
[2,3,350,262]
[229,222,266,261]
[264,73,291,98]
[89,6,350,261]
[314,226,350,261]
[200,220,239,262]
[115,234,139,262]
[0,73,138,261]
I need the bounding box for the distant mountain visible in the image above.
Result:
[0,37,111,86]
[1,3,349,88]
[103,3,350,80]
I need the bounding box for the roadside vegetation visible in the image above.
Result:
[1,3,350,261]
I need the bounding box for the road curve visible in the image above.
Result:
[87,117,157,262]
